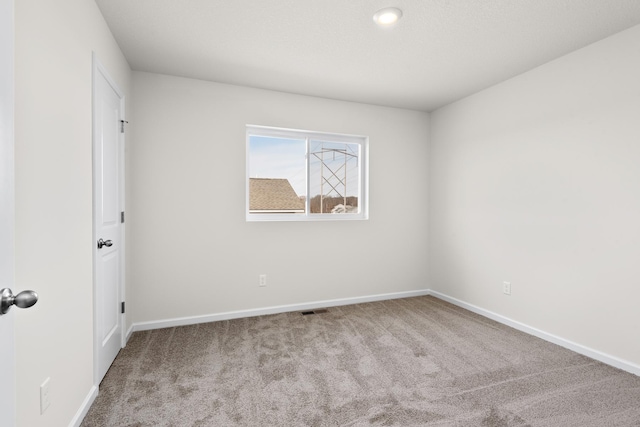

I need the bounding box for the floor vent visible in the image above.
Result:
[301,308,328,315]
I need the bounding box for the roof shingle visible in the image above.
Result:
[249,178,304,212]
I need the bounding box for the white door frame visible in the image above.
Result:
[0,0,16,424]
[92,52,126,386]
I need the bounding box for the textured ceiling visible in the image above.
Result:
[95,0,640,112]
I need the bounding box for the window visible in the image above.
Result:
[247,125,368,221]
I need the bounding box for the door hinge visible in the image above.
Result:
[120,120,128,133]
[121,211,125,223]
[121,301,125,314]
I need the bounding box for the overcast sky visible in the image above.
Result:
[249,135,360,198]
[249,135,307,196]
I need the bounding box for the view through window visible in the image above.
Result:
[247,126,368,221]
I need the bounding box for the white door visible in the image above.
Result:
[0,0,16,424]
[93,56,125,384]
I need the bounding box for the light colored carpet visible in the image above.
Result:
[81,296,640,426]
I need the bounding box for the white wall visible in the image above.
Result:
[14,0,131,425]
[129,72,430,324]
[429,24,640,367]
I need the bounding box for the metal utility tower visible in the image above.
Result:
[310,143,358,213]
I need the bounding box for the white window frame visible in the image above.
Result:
[246,125,369,222]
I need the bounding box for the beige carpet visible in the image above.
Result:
[81,296,640,426]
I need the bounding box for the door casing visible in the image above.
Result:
[0,0,16,424]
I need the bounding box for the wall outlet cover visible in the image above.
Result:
[40,377,51,414]
[503,281,511,295]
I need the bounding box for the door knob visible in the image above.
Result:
[97,238,113,249]
[0,288,38,315]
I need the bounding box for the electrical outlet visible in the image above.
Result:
[503,281,511,295]
[259,274,267,287]
[40,377,51,414]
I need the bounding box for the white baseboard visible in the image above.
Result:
[125,323,134,344]
[132,289,431,332]
[429,290,640,377]
[68,385,98,427]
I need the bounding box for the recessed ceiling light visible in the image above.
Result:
[373,7,403,27]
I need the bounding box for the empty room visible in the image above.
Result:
[2,0,640,426]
